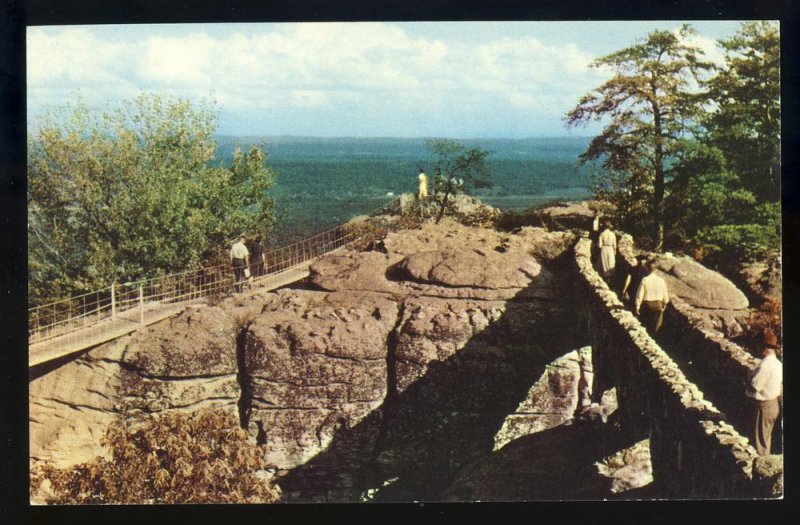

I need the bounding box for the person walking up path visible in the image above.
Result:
[635,260,669,333]
[230,235,250,293]
[746,330,783,455]
[597,220,617,280]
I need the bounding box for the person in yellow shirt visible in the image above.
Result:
[635,260,669,333]
[417,168,428,200]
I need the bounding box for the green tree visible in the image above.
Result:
[566,25,713,250]
[425,139,492,224]
[705,21,780,202]
[665,21,780,262]
[27,94,276,305]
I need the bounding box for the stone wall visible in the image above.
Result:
[615,235,758,435]
[574,238,764,498]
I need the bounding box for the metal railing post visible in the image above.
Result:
[111,282,116,320]
[139,284,144,325]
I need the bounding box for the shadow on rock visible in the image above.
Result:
[438,412,650,501]
[276,256,587,502]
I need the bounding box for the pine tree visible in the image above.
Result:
[566,25,713,250]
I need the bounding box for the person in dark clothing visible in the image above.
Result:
[621,255,649,309]
[249,236,266,277]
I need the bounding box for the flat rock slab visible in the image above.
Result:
[654,255,749,310]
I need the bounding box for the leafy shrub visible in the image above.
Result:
[697,220,779,263]
[31,409,280,504]
[740,298,783,356]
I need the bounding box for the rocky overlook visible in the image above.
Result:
[30,208,773,502]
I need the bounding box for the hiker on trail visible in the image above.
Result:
[590,214,601,246]
[597,220,617,279]
[230,235,249,293]
[249,236,266,277]
[622,254,650,309]
[634,259,669,333]
[746,330,783,455]
[418,168,428,200]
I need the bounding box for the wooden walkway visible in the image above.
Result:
[29,261,316,368]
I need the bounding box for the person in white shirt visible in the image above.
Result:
[230,236,250,293]
[746,330,783,455]
[597,220,617,279]
[635,260,669,333]
[418,168,428,200]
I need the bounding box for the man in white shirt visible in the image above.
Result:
[635,260,669,333]
[230,236,250,293]
[746,330,783,455]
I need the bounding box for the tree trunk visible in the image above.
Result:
[651,91,665,252]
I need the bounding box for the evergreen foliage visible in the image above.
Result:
[566,25,713,250]
[567,22,780,265]
[28,94,276,305]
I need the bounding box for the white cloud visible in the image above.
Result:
[138,33,216,85]
[26,23,620,135]
[675,29,726,67]
[27,28,128,84]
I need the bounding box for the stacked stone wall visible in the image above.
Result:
[574,238,761,498]
[615,235,758,434]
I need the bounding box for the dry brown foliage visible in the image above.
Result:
[31,409,280,504]
[742,298,783,355]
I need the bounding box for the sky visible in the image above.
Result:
[27,21,754,138]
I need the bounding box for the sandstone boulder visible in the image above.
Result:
[244,290,399,469]
[654,255,749,310]
[535,201,596,230]
[309,251,403,293]
[516,227,576,263]
[117,305,242,415]
[394,248,540,289]
[122,305,238,377]
[393,297,508,392]
[736,256,782,303]
[29,339,127,468]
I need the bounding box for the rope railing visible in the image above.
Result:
[29,197,401,346]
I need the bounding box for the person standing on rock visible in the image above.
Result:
[417,168,428,200]
[746,330,783,455]
[634,260,669,333]
[230,235,250,293]
[597,220,617,279]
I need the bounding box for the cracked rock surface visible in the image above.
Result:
[30,221,582,502]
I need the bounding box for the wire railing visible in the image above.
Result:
[29,197,401,347]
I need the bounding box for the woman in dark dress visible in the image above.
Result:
[622,255,649,309]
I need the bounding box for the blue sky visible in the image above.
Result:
[27,21,754,138]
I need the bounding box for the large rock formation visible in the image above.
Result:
[243,290,399,469]
[31,221,592,503]
[35,212,765,502]
[653,255,749,310]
